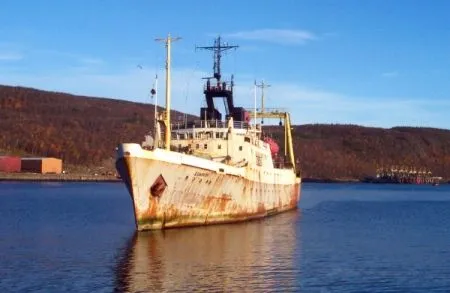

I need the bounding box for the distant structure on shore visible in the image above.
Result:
[0,156,62,174]
[365,166,442,184]
[0,156,21,172]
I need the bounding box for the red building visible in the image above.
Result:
[0,156,21,172]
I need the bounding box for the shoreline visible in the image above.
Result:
[1,174,358,184]
[1,173,447,184]
[302,178,361,183]
[302,177,448,184]
[0,172,121,183]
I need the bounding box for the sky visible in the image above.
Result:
[1,0,450,128]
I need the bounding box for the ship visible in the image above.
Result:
[115,35,301,231]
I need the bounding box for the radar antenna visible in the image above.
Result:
[196,36,238,82]
[196,37,247,123]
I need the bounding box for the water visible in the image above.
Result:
[1,182,449,292]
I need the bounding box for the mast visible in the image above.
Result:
[196,36,238,82]
[253,80,257,125]
[255,80,271,124]
[196,36,240,121]
[152,74,158,134]
[155,34,181,150]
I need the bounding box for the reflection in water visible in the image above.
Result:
[114,211,301,292]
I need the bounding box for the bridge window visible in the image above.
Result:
[204,144,208,149]
[218,144,222,150]
[239,146,243,151]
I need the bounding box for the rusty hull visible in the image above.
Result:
[116,156,301,231]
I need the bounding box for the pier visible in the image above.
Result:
[374,166,442,184]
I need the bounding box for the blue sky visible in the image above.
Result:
[1,0,450,128]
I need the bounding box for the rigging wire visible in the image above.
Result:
[184,60,200,105]
[185,55,202,115]
[148,43,160,97]
[233,46,237,82]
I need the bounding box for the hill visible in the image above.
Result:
[1,85,449,180]
[0,85,194,173]
[291,124,450,179]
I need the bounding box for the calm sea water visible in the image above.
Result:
[1,182,450,292]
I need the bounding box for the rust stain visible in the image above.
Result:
[200,194,231,213]
[147,197,159,217]
[289,183,300,208]
[257,203,266,214]
[218,194,231,211]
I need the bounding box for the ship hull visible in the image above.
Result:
[116,144,301,231]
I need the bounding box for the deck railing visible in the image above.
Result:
[244,107,288,113]
[171,120,249,130]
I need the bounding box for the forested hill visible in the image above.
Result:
[0,85,193,167]
[290,125,450,180]
[1,85,450,180]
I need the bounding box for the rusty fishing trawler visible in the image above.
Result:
[116,35,301,231]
